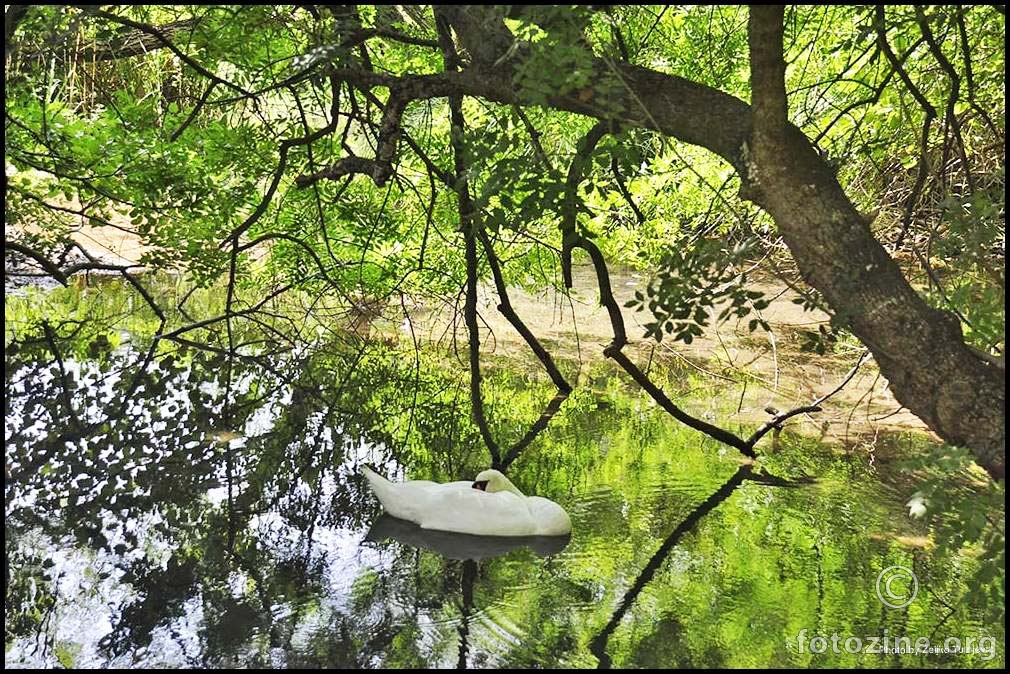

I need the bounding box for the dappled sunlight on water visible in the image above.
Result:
[4,333,1004,668]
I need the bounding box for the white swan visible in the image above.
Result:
[362,466,572,537]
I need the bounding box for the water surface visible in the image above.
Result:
[4,289,1003,668]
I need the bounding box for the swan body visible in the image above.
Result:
[362,467,572,537]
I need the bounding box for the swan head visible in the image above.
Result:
[472,469,524,497]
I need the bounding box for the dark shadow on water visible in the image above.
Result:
[589,463,815,668]
[364,514,571,561]
[366,517,570,669]
[457,558,477,670]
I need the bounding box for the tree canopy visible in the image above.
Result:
[4,5,1005,477]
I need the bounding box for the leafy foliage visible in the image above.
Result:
[3,6,1005,666]
[4,5,1002,355]
[625,237,769,343]
[902,445,1005,626]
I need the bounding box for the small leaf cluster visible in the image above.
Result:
[625,237,769,344]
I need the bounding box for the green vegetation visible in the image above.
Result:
[4,5,1004,669]
[4,279,1004,667]
[5,5,1004,462]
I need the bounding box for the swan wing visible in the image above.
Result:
[527,496,572,536]
[363,467,457,523]
[418,489,538,537]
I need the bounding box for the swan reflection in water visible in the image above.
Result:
[364,513,571,560]
[364,516,569,668]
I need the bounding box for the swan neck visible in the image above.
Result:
[500,477,524,497]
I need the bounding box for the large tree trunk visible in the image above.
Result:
[345,6,1007,478]
[747,123,1005,479]
[744,8,1004,479]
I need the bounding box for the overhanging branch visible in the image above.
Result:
[5,240,69,285]
[437,11,503,468]
[560,122,758,458]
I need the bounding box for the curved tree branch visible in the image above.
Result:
[5,240,70,285]
[561,122,758,458]
[305,6,1002,476]
[170,81,216,142]
[873,6,938,249]
[436,8,503,467]
[610,155,646,224]
[18,5,996,477]
[954,6,1001,137]
[913,5,975,192]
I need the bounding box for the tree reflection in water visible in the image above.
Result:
[4,335,1003,667]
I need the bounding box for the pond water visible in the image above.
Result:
[4,285,1004,668]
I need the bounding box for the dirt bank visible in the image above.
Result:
[397,262,930,448]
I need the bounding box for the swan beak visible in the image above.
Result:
[472,480,489,491]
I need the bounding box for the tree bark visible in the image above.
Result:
[427,6,1005,479]
[743,6,1003,480]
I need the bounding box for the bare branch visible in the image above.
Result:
[477,230,572,470]
[748,5,789,131]
[237,232,350,288]
[913,5,975,192]
[513,105,556,173]
[227,74,343,242]
[746,348,871,446]
[810,350,872,408]
[294,156,384,188]
[874,6,937,249]
[170,81,216,142]
[610,155,646,224]
[5,240,70,285]
[499,392,569,470]
[436,9,502,467]
[478,231,571,395]
[560,122,757,457]
[954,6,1001,137]
[813,38,926,144]
[346,26,440,50]
[606,7,631,61]
[374,90,408,186]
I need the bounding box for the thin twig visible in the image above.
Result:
[745,349,871,447]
